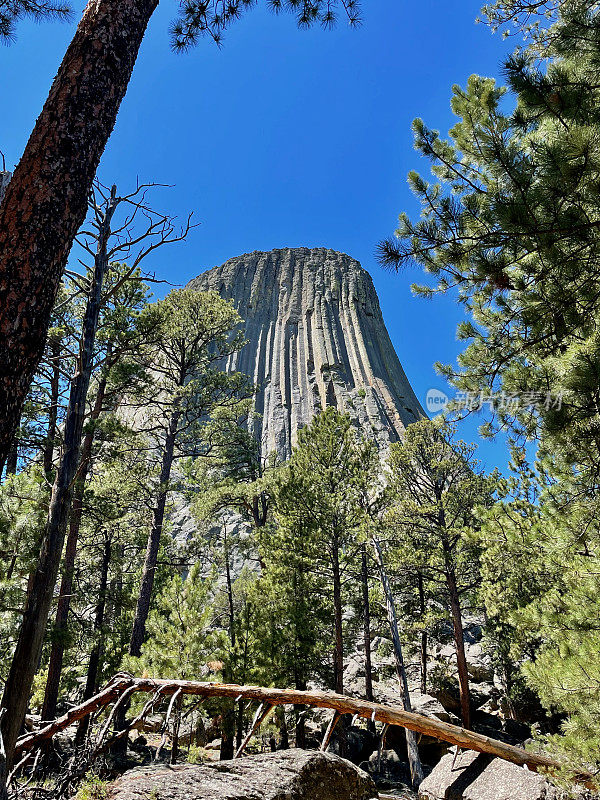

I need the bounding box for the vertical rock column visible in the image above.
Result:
[188,247,425,460]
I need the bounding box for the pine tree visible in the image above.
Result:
[379,2,600,478]
[126,288,250,658]
[271,408,379,697]
[0,0,70,42]
[476,458,600,785]
[124,563,228,681]
[385,419,496,729]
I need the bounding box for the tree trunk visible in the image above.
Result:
[235,701,245,750]
[42,376,108,722]
[225,528,236,648]
[74,534,112,748]
[0,0,158,469]
[0,190,117,772]
[221,525,238,759]
[4,433,18,477]
[446,565,471,730]
[277,706,289,750]
[42,338,61,475]
[293,676,306,750]
[220,662,236,760]
[361,544,374,706]
[331,539,344,696]
[128,408,179,658]
[372,535,424,788]
[0,709,7,800]
[417,570,428,695]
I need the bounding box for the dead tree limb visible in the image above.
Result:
[14,677,572,778]
[320,711,342,752]
[156,688,182,762]
[234,703,276,759]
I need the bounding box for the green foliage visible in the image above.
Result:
[136,287,251,459]
[273,408,379,545]
[124,563,228,680]
[253,517,331,688]
[75,774,109,800]
[0,0,71,43]
[381,3,600,478]
[0,466,48,680]
[383,419,496,707]
[187,402,274,530]
[476,468,600,783]
[170,0,361,50]
[382,3,600,772]
[264,408,380,690]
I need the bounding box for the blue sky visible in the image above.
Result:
[0,0,516,471]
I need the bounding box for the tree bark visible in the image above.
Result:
[0,190,117,772]
[42,375,108,722]
[128,408,180,657]
[42,338,61,476]
[372,535,424,788]
[438,506,471,729]
[4,433,18,477]
[220,664,235,760]
[0,0,158,469]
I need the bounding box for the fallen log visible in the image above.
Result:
[14,676,567,778]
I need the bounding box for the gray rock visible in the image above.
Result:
[367,747,410,783]
[108,749,377,800]
[410,692,456,725]
[188,248,425,460]
[418,749,561,800]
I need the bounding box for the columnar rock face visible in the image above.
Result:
[189,247,425,458]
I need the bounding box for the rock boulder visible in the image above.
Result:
[418,749,562,800]
[108,749,378,800]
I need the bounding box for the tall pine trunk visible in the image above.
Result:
[418,570,428,695]
[222,528,237,760]
[372,535,424,788]
[439,517,471,730]
[74,534,112,748]
[0,0,157,469]
[361,544,374,704]
[331,538,344,696]
[0,191,117,776]
[42,338,61,476]
[128,408,180,657]
[42,376,108,722]
[445,564,471,729]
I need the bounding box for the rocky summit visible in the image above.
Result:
[188,248,425,458]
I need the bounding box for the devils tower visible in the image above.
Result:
[188,247,425,458]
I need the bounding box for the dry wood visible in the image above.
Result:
[320,711,342,752]
[14,676,571,778]
[15,678,128,756]
[156,688,182,762]
[234,703,276,759]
